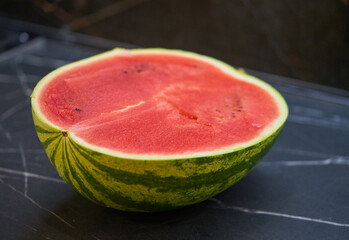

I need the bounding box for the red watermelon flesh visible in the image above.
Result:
[38,53,279,155]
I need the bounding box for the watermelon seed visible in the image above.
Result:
[62,132,68,137]
[75,108,81,112]
[215,109,221,112]
[123,71,128,74]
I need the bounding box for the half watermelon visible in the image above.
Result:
[31,48,288,212]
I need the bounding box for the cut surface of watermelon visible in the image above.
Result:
[31,48,288,211]
[33,49,286,157]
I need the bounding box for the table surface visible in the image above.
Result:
[0,36,349,240]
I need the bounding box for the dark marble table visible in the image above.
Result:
[0,34,349,240]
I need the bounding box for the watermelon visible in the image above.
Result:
[31,48,288,212]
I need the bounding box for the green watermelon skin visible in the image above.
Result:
[33,108,282,212]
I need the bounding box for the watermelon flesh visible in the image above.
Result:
[32,49,288,212]
[39,53,279,155]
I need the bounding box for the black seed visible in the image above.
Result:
[215,109,221,112]
[123,71,128,74]
[75,108,81,112]
[237,109,241,112]
[62,132,68,137]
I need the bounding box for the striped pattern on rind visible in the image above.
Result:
[32,108,283,212]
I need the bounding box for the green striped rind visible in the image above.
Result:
[33,107,283,212]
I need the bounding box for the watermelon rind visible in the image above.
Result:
[31,48,288,212]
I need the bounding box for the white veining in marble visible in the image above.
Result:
[0,174,23,181]
[0,148,45,154]
[291,105,325,118]
[0,178,73,228]
[21,54,70,68]
[208,198,349,228]
[260,157,349,167]
[18,144,28,196]
[0,213,38,233]
[0,73,40,84]
[288,114,349,131]
[0,100,30,122]
[12,60,32,97]
[0,167,65,183]
[272,146,343,159]
[0,124,13,142]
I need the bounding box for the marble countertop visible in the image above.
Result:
[0,34,349,240]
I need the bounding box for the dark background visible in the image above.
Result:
[1,0,349,89]
[1,1,349,239]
